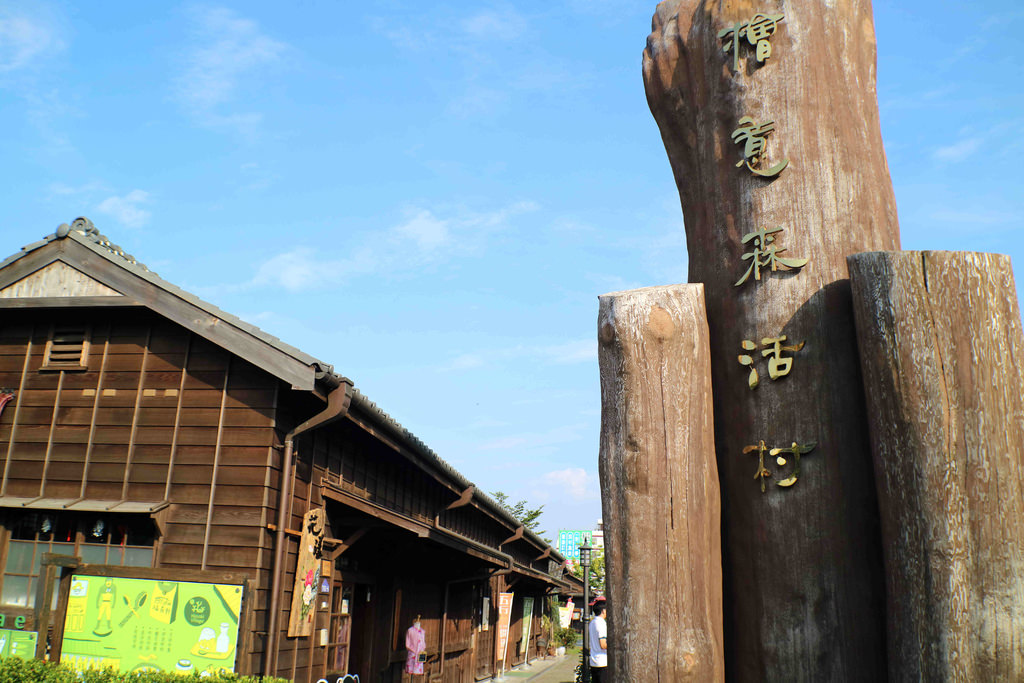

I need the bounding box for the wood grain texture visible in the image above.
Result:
[0,261,123,298]
[849,250,1024,682]
[643,1,900,679]
[598,284,723,682]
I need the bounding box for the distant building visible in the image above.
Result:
[557,529,592,563]
[557,520,604,564]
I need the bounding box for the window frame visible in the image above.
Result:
[0,511,157,610]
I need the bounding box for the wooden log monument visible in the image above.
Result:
[598,284,723,682]
[640,0,901,679]
[849,251,1024,681]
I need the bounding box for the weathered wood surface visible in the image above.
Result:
[849,250,1024,682]
[643,1,900,679]
[598,284,723,682]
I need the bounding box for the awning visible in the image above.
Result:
[0,497,169,513]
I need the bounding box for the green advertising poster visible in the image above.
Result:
[0,629,37,660]
[60,575,243,676]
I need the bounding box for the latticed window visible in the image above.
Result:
[1,511,156,608]
[40,325,91,371]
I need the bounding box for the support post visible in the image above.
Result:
[643,1,901,678]
[598,284,723,682]
[849,250,1024,681]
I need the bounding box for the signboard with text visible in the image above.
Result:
[0,629,36,660]
[60,574,243,675]
[495,592,514,667]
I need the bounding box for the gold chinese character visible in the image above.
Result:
[734,226,808,286]
[770,441,817,487]
[743,440,817,491]
[719,13,785,72]
[738,335,805,388]
[742,439,772,492]
[732,117,789,177]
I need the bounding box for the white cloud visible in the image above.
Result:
[392,210,450,251]
[438,338,596,374]
[47,180,108,199]
[251,246,365,292]
[932,137,982,163]
[448,88,510,118]
[246,201,538,292]
[461,8,527,42]
[0,9,61,73]
[929,207,1017,227]
[174,7,285,132]
[541,467,597,502]
[542,340,597,365]
[96,190,151,228]
[442,354,486,371]
[479,424,586,453]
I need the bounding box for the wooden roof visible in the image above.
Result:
[0,218,568,569]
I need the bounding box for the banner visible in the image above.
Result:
[288,508,326,637]
[60,574,243,675]
[559,599,574,628]
[495,592,514,667]
[521,597,534,657]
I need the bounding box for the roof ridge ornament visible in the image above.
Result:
[54,217,150,272]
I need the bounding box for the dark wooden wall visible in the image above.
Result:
[0,307,558,683]
[272,405,555,683]
[0,309,282,673]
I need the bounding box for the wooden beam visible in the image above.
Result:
[534,548,551,563]
[326,528,369,561]
[446,485,475,510]
[321,484,507,567]
[849,251,1024,680]
[500,526,524,547]
[0,296,142,308]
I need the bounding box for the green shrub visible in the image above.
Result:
[554,625,578,648]
[0,658,291,683]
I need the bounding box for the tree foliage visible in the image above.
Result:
[569,546,606,595]
[491,490,546,537]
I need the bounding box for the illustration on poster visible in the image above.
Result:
[61,575,243,675]
[317,676,360,683]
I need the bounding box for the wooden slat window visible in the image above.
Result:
[41,325,91,371]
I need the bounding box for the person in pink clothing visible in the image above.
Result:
[404,615,426,676]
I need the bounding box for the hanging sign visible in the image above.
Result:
[288,508,326,637]
[495,592,514,667]
[560,598,574,628]
[521,597,534,656]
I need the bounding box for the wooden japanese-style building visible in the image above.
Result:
[0,218,570,682]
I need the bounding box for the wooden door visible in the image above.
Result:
[347,583,375,680]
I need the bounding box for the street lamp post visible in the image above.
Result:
[580,540,592,683]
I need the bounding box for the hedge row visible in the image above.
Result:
[0,657,290,683]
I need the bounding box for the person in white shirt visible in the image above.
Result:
[588,598,608,682]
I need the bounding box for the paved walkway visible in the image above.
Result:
[492,649,579,683]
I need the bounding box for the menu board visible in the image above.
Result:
[60,575,243,676]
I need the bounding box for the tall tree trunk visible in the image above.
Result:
[598,284,723,682]
[643,1,900,679]
[849,251,1024,682]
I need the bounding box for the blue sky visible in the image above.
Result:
[0,1,1020,536]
